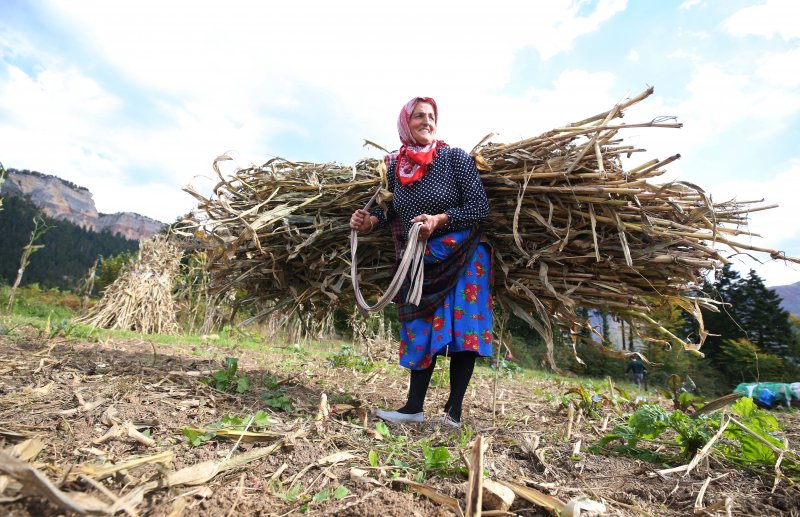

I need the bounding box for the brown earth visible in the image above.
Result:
[1,328,798,516]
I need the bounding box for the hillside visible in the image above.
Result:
[3,168,165,240]
[0,195,139,290]
[773,281,800,317]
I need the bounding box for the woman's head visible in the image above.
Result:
[398,97,438,146]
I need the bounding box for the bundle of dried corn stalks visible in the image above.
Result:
[180,87,797,367]
[76,235,183,334]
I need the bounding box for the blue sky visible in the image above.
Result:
[1,0,799,286]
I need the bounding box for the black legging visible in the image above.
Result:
[397,352,477,422]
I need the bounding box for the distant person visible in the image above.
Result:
[625,355,647,390]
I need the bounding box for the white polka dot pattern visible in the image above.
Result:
[372,147,489,240]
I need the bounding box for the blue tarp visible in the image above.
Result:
[734,382,800,408]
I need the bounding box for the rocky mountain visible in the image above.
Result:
[772,281,800,318]
[2,168,165,240]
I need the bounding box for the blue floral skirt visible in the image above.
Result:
[399,228,493,370]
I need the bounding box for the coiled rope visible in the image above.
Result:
[350,188,427,313]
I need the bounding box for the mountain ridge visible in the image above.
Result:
[2,168,165,240]
[772,281,800,318]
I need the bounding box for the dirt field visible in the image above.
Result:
[1,329,798,516]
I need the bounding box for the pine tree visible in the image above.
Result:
[0,195,138,290]
[702,265,793,358]
[737,269,792,355]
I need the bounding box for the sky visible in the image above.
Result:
[1,0,799,286]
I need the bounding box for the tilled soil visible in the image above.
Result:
[1,330,798,516]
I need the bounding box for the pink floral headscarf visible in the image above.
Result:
[391,97,447,186]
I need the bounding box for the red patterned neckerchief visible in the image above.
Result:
[393,96,446,186]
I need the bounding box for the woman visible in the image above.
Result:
[350,97,492,427]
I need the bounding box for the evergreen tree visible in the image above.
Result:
[702,265,793,359]
[0,195,139,290]
[737,269,792,355]
[788,315,800,369]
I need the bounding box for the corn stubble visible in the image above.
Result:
[179,87,798,368]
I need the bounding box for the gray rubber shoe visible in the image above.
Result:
[431,414,462,429]
[375,409,424,423]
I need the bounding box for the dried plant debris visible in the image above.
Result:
[180,87,798,367]
[1,335,798,516]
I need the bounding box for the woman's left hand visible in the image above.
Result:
[410,213,448,240]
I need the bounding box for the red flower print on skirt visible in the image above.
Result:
[419,354,432,369]
[462,283,480,304]
[462,332,480,351]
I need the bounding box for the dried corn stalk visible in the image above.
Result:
[76,235,182,334]
[179,87,798,368]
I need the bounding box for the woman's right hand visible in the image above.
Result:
[350,209,376,233]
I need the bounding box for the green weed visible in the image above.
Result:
[204,357,249,393]
[261,372,294,412]
[591,397,799,477]
[327,343,375,372]
[490,357,523,378]
[312,485,349,502]
[272,483,302,502]
[367,421,468,482]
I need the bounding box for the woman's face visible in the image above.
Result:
[409,101,436,145]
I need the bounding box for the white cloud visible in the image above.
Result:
[667,48,693,60]
[679,0,703,9]
[2,64,121,131]
[711,160,800,286]
[625,57,800,166]
[724,0,800,41]
[627,49,640,62]
[43,0,627,118]
[757,46,800,87]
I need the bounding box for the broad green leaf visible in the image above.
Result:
[219,414,245,428]
[236,376,249,393]
[375,421,390,438]
[629,405,669,440]
[253,410,275,428]
[368,449,378,467]
[224,357,238,376]
[182,428,215,446]
[333,486,349,499]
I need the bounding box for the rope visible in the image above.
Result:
[350,188,427,313]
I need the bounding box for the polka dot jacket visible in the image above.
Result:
[371,146,490,239]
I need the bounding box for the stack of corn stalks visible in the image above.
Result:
[76,235,183,334]
[180,87,797,367]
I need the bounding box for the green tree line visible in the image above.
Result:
[0,194,139,291]
[699,264,799,385]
